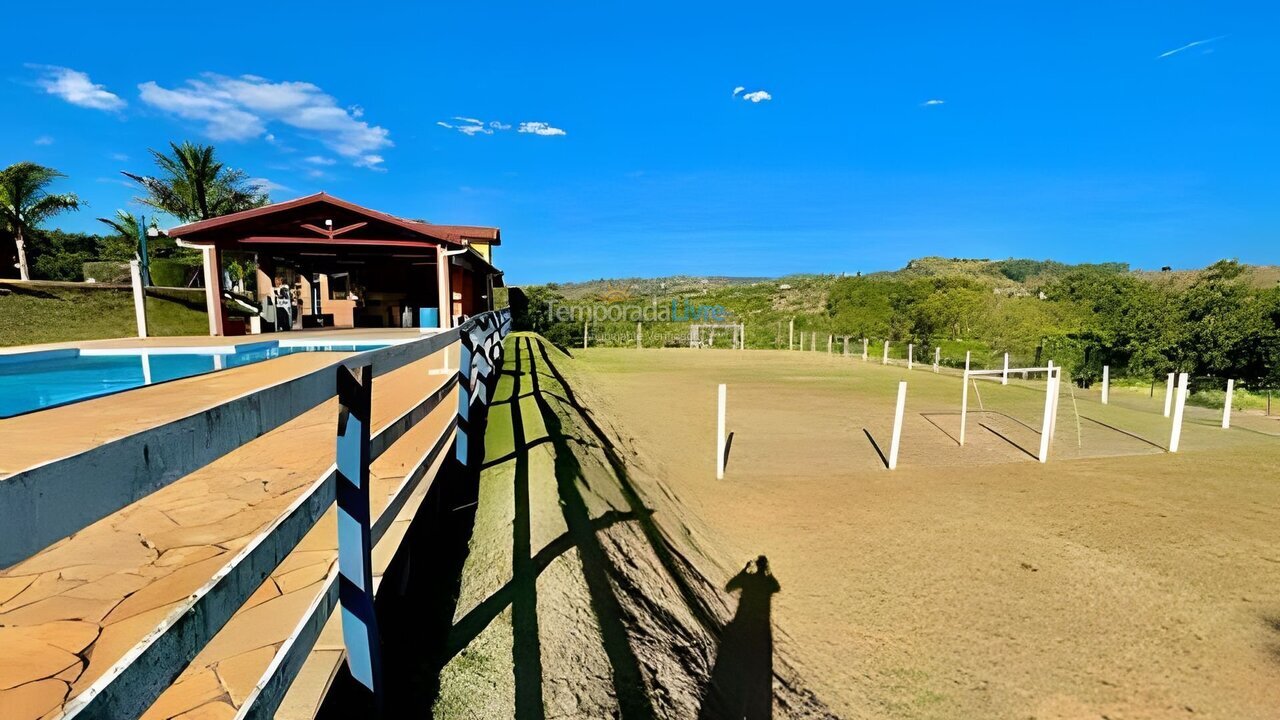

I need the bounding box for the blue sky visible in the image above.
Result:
[3,1,1276,283]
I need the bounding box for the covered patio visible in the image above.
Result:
[167,193,502,336]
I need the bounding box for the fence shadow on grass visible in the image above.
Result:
[697,555,780,720]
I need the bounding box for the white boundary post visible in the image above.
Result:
[129,259,148,339]
[1101,365,1109,404]
[1037,368,1056,463]
[882,340,889,365]
[1047,361,1060,439]
[636,321,642,349]
[716,384,727,479]
[827,334,833,354]
[1169,372,1189,452]
[960,351,971,446]
[843,337,849,357]
[862,338,868,361]
[1222,378,1234,429]
[1002,352,1009,385]
[888,381,907,470]
[934,346,940,373]
[908,343,914,370]
[789,318,794,350]
[811,332,817,352]
[1163,373,1175,417]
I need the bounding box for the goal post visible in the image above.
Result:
[960,363,1066,462]
[689,323,745,350]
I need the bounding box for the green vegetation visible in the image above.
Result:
[0,282,210,345]
[513,257,1280,393]
[0,162,82,281]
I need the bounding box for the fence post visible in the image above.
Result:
[827,334,833,354]
[1222,378,1234,429]
[583,320,589,349]
[888,381,907,470]
[1002,352,1009,385]
[636,321,642,349]
[882,340,889,365]
[862,338,868,361]
[908,343,913,370]
[811,331,817,352]
[129,259,148,339]
[1037,365,1055,463]
[335,364,383,702]
[960,351,971,446]
[716,384,727,480]
[1163,373,1175,417]
[1169,372,1189,451]
[934,346,940,372]
[843,337,849,357]
[1101,365,1109,404]
[789,318,794,351]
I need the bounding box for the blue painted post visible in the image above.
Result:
[335,364,383,703]
[456,336,473,464]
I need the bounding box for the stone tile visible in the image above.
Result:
[63,573,150,601]
[0,575,36,605]
[11,528,156,576]
[73,603,176,695]
[139,669,227,720]
[0,680,69,718]
[241,579,280,611]
[57,565,119,583]
[154,546,222,569]
[0,595,116,626]
[0,573,80,614]
[162,499,254,528]
[195,584,317,662]
[0,633,79,690]
[173,700,237,720]
[6,620,100,655]
[275,561,332,595]
[214,645,277,706]
[102,554,228,625]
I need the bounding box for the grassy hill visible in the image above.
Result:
[0,281,211,346]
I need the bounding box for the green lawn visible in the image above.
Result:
[0,281,210,346]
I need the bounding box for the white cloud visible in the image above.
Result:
[137,73,391,169]
[34,135,54,146]
[250,177,292,194]
[109,152,129,161]
[1158,35,1226,59]
[733,86,745,96]
[304,155,336,166]
[921,99,946,106]
[740,90,772,103]
[30,65,126,111]
[518,121,567,136]
[490,121,512,130]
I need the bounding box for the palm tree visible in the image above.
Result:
[96,209,142,261]
[0,162,82,281]
[123,141,268,222]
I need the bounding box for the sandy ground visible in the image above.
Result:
[567,346,1280,719]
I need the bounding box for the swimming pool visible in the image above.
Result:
[0,339,401,418]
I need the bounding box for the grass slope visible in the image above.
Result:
[0,281,209,346]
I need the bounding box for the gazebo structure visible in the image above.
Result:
[167,193,502,335]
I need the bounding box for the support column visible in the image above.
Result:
[435,246,451,330]
[129,259,148,339]
[201,246,225,336]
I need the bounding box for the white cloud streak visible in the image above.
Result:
[733,86,745,96]
[1157,35,1226,59]
[740,90,772,103]
[518,121,567,136]
[138,73,391,169]
[921,99,945,106]
[34,136,54,146]
[30,65,126,111]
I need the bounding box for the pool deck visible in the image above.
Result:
[0,329,460,719]
[0,329,432,477]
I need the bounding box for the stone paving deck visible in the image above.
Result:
[0,340,459,719]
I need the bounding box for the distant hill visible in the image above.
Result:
[533,258,1280,298]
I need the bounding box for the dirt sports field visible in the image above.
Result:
[437,334,1280,720]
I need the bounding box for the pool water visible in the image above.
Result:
[0,341,390,418]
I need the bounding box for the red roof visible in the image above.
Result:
[167,192,500,248]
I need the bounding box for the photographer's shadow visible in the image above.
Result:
[698,555,781,720]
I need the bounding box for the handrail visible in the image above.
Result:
[22,308,512,720]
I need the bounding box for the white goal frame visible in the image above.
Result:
[960,361,1063,463]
